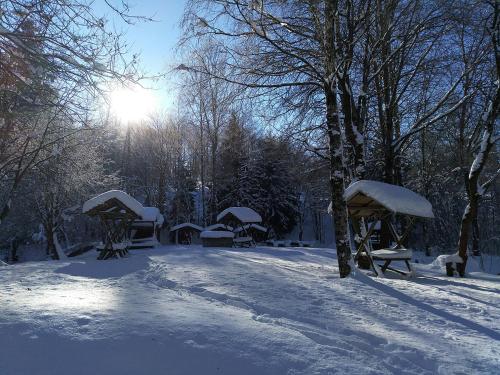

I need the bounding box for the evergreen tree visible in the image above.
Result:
[241,138,299,237]
[169,160,196,224]
[216,113,248,210]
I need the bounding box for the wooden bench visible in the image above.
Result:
[362,248,414,277]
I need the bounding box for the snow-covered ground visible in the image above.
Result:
[1,245,499,374]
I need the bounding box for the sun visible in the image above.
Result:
[108,85,159,123]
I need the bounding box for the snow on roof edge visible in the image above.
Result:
[170,223,204,232]
[82,190,144,217]
[205,224,234,231]
[344,180,434,218]
[234,224,267,233]
[216,207,262,223]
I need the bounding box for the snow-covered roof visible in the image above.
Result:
[141,207,164,226]
[344,180,434,218]
[170,223,204,232]
[234,224,267,233]
[205,224,234,231]
[200,230,235,239]
[82,190,144,217]
[217,207,262,223]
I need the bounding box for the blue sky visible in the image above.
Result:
[93,0,188,111]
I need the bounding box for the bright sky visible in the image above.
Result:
[93,0,187,121]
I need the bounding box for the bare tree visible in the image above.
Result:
[455,0,499,275]
[180,0,382,276]
[0,0,143,224]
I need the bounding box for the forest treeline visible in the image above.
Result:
[0,0,498,275]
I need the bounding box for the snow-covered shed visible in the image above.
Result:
[169,223,204,245]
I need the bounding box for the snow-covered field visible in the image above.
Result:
[1,245,499,375]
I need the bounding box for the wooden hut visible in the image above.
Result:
[345,180,434,277]
[82,190,143,259]
[169,223,203,245]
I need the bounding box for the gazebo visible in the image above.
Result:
[169,223,203,245]
[344,180,434,277]
[234,224,268,243]
[217,207,262,247]
[82,190,143,260]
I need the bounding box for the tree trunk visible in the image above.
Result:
[324,0,351,278]
[45,223,58,260]
[457,0,500,275]
[471,215,480,256]
[457,92,498,273]
[326,87,351,278]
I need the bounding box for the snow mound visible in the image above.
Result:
[217,207,262,223]
[82,190,144,217]
[200,231,234,239]
[432,254,486,274]
[344,180,434,218]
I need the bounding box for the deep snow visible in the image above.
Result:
[0,245,499,375]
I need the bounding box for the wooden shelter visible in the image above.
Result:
[234,224,268,243]
[82,190,143,260]
[129,207,164,249]
[217,207,262,247]
[344,180,434,277]
[169,223,203,245]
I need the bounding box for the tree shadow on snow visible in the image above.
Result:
[54,255,150,279]
[228,247,306,258]
[355,272,500,341]
[415,275,500,294]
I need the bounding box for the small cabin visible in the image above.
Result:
[169,223,203,245]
